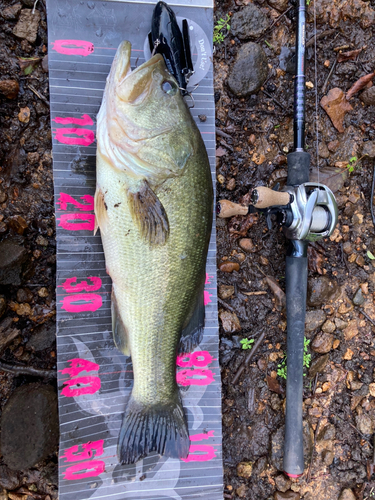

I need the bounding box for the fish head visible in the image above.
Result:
[107,41,197,178]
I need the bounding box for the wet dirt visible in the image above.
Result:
[0,0,375,498]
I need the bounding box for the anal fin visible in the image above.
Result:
[127,179,169,246]
[179,279,205,354]
[111,288,130,357]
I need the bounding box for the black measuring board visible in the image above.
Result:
[46,0,223,499]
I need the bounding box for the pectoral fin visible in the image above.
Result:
[111,288,130,357]
[127,179,169,246]
[94,187,109,235]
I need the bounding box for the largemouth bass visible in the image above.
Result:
[95,41,213,464]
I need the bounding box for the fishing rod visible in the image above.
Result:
[217,0,338,477]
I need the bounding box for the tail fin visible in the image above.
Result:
[117,394,189,464]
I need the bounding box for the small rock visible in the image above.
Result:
[311,332,333,354]
[27,322,56,351]
[8,215,28,235]
[342,241,352,254]
[228,42,268,97]
[219,310,241,332]
[353,287,364,305]
[239,238,255,252]
[42,54,49,73]
[1,2,22,20]
[318,142,330,159]
[327,140,339,152]
[343,348,354,360]
[356,254,365,267]
[305,310,326,332]
[307,277,339,307]
[231,5,269,39]
[15,302,31,316]
[332,339,340,349]
[274,490,301,499]
[343,319,359,341]
[0,465,21,490]
[0,241,27,286]
[352,213,363,225]
[335,317,348,330]
[362,141,375,159]
[321,320,335,333]
[268,0,289,12]
[360,87,375,106]
[274,474,291,493]
[226,178,236,191]
[27,152,40,165]
[1,384,59,470]
[350,379,362,390]
[218,285,234,300]
[369,382,375,397]
[18,106,30,123]
[237,461,253,478]
[16,288,33,303]
[13,9,41,43]
[36,234,49,246]
[38,287,49,298]
[309,353,329,378]
[355,413,373,435]
[0,80,20,100]
[236,484,247,498]
[219,261,240,273]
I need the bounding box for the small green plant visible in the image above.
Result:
[277,337,311,380]
[264,40,274,50]
[347,156,358,173]
[306,0,312,6]
[367,250,375,260]
[213,14,230,44]
[240,338,255,350]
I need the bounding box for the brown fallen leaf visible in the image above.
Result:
[308,246,324,275]
[228,213,258,238]
[265,276,286,311]
[18,57,41,75]
[337,48,362,63]
[320,88,353,133]
[215,146,227,157]
[266,374,284,394]
[346,71,375,100]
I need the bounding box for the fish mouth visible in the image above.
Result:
[115,41,165,104]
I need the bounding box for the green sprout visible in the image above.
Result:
[277,338,311,380]
[306,0,311,6]
[213,14,230,44]
[264,40,274,50]
[240,338,255,350]
[347,156,358,173]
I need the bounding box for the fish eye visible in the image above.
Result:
[161,80,177,95]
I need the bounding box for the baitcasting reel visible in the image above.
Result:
[217,182,338,244]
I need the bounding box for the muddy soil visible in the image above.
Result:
[0,0,375,498]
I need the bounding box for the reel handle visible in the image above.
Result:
[216,200,248,218]
[251,186,291,209]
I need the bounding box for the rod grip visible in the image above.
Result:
[216,200,248,218]
[251,187,291,209]
[283,242,308,477]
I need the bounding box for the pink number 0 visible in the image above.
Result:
[52,39,94,56]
